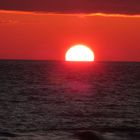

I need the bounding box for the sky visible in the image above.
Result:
[0,1,140,61]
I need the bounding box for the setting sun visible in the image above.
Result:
[65,44,94,62]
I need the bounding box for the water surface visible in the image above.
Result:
[0,60,140,139]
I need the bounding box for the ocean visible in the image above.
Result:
[0,60,140,140]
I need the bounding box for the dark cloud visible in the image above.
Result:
[0,0,140,15]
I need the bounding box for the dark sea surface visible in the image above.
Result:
[0,60,140,140]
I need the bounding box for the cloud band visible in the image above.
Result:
[0,0,140,15]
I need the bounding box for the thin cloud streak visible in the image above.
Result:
[0,10,140,18]
[0,10,140,25]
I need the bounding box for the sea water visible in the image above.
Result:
[0,60,140,140]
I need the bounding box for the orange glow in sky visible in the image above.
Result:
[0,10,140,61]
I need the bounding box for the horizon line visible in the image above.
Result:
[0,58,140,63]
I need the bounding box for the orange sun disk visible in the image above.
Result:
[65,44,94,62]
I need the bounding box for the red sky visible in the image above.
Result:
[0,10,140,61]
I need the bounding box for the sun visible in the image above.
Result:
[65,44,94,62]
